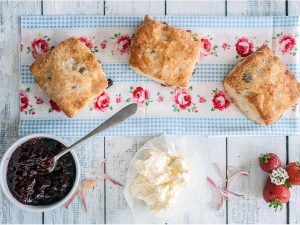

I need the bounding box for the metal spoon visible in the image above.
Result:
[44,103,138,174]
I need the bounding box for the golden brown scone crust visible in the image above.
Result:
[30,37,108,118]
[129,15,201,88]
[224,45,300,125]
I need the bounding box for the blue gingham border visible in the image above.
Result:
[21,16,300,29]
[21,63,300,84]
[19,117,300,137]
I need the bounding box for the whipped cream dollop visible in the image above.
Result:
[130,148,190,213]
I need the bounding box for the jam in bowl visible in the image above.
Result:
[0,134,80,212]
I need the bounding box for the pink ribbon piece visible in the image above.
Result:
[207,164,250,211]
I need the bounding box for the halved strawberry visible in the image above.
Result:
[259,153,282,173]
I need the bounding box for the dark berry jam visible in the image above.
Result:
[6,138,76,206]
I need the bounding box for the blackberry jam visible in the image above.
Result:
[6,138,76,206]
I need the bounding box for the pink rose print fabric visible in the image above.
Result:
[222,42,230,50]
[173,89,192,110]
[211,89,231,111]
[20,89,35,115]
[78,36,94,49]
[157,92,164,103]
[115,94,122,104]
[200,36,218,58]
[19,15,300,137]
[278,34,297,55]
[28,37,50,59]
[171,87,198,113]
[126,86,152,106]
[93,92,111,112]
[101,40,107,49]
[20,90,29,112]
[110,33,131,55]
[49,100,61,113]
[235,37,254,58]
[200,38,212,58]
[78,36,99,53]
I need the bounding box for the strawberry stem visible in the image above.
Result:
[259,153,271,164]
[284,180,292,188]
[269,199,283,212]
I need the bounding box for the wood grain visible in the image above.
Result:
[167,0,225,15]
[289,0,300,15]
[227,137,287,223]
[226,1,289,223]
[43,137,105,224]
[288,136,300,224]
[43,0,104,15]
[282,2,300,224]
[104,136,151,224]
[105,0,165,15]
[42,1,106,223]
[0,0,43,223]
[227,0,286,16]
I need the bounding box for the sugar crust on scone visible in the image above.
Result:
[129,15,201,88]
[30,37,108,118]
[224,45,300,125]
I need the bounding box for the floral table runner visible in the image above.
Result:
[20,16,300,137]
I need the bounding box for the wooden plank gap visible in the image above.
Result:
[41,0,43,15]
[286,136,289,225]
[103,136,107,224]
[225,137,228,224]
[104,0,106,15]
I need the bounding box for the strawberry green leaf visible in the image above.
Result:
[268,199,283,212]
[284,180,292,188]
[259,153,271,164]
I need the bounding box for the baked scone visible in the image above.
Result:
[30,37,108,117]
[224,45,300,125]
[129,15,201,88]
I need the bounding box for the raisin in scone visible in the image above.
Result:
[30,37,108,118]
[224,45,300,125]
[129,15,201,88]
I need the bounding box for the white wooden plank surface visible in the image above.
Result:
[43,137,105,224]
[288,136,300,224]
[227,0,286,16]
[166,1,227,223]
[289,0,300,15]
[287,2,300,224]
[0,0,43,223]
[226,1,289,224]
[105,0,165,15]
[43,0,104,15]
[104,1,166,223]
[104,136,151,224]
[105,136,227,224]
[104,0,227,223]
[227,137,287,224]
[42,1,106,223]
[167,0,225,15]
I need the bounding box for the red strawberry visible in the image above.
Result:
[259,153,282,173]
[263,178,290,211]
[286,162,300,185]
